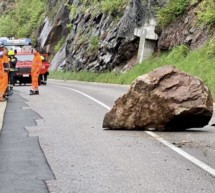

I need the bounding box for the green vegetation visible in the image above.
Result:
[167,44,190,61]
[66,23,73,31]
[67,0,128,17]
[54,38,65,53]
[157,0,215,27]
[157,0,190,27]
[66,4,78,19]
[88,36,99,53]
[197,0,215,25]
[76,34,89,46]
[50,40,215,98]
[0,0,46,42]
[101,0,128,14]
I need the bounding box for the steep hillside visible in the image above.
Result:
[38,0,157,72]
[158,0,215,50]
[0,0,215,73]
[38,0,215,72]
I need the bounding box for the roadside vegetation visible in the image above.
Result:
[157,0,215,27]
[67,0,129,16]
[157,0,190,27]
[197,0,215,25]
[0,0,46,43]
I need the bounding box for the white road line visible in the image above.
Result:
[53,84,215,178]
[56,86,111,110]
[145,131,215,177]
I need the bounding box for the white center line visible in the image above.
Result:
[54,84,215,178]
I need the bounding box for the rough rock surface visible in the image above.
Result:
[37,0,213,73]
[103,65,213,131]
[158,2,208,50]
[37,1,70,55]
[38,0,165,72]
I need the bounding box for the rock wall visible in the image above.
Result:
[38,0,70,55]
[158,1,209,50]
[38,0,165,72]
[37,0,213,72]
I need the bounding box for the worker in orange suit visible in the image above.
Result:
[2,47,12,97]
[29,48,42,95]
[0,49,6,102]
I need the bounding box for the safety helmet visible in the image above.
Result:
[8,50,15,56]
[40,55,45,60]
[0,44,4,49]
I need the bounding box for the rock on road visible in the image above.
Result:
[1,79,215,193]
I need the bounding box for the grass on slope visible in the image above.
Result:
[50,42,215,99]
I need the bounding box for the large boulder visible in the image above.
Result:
[103,65,213,131]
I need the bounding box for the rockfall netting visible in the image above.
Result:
[117,0,147,40]
[117,0,166,40]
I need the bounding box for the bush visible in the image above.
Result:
[54,38,65,53]
[66,4,78,19]
[202,39,215,58]
[157,0,190,27]
[197,0,215,25]
[88,36,99,53]
[101,0,128,14]
[167,44,190,60]
[0,0,46,39]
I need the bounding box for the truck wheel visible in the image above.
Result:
[19,78,23,85]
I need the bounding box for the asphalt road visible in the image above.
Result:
[0,79,215,193]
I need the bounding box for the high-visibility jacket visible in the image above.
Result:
[0,58,4,98]
[9,55,17,71]
[31,52,42,91]
[2,54,10,71]
[31,52,42,74]
[0,58,4,76]
[0,57,7,97]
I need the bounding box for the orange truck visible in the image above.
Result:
[0,37,50,85]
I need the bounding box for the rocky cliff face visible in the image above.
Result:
[37,0,214,72]
[37,0,164,72]
[158,1,209,50]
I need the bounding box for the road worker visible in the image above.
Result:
[8,49,17,91]
[29,48,42,95]
[2,47,12,97]
[0,50,6,102]
[39,55,49,85]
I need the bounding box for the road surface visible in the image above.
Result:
[0,79,215,193]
